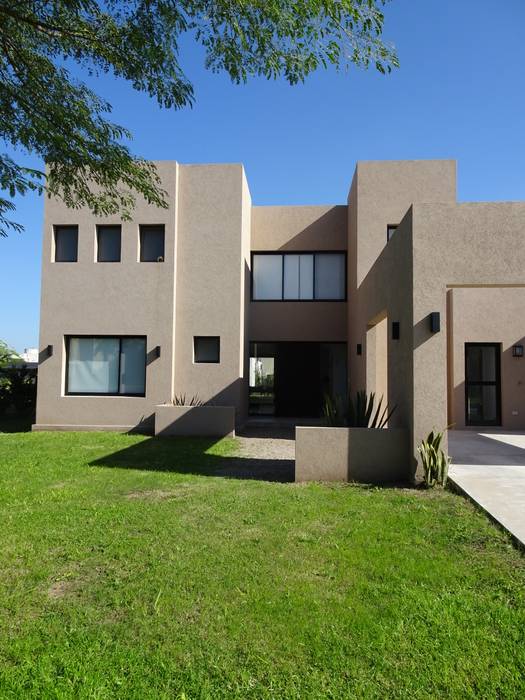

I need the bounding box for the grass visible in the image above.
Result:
[0,426,524,698]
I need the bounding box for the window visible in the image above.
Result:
[140,225,165,262]
[387,224,398,242]
[66,336,146,396]
[97,225,121,262]
[194,336,220,363]
[252,252,346,301]
[54,225,78,262]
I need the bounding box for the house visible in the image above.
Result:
[34,160,525,475]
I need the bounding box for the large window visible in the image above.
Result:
[66,336,146,396]
[54,225,78,262]
[140,225,165,262]
[97,225,121,262]
[252,252,346,300]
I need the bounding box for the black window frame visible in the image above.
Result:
[464,342,502,427]
[139,224,165,262]
[193,336,221,364]
[54,225,79,262]
[250,251,347,302]
[65,335,147,397]
[96,224,122,263]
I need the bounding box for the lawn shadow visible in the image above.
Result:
[0,412,34,433]
[89,436,295,483]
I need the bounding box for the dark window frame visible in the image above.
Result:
[65,335,147,397]
[194,336,221,364]
[464,342,502,427]
[250,251,347,302]
[54,225,78,262]
[139,224,165,262]
[96,225,122,263]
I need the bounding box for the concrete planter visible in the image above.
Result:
[295,426,409,483]
[155,405,235,437]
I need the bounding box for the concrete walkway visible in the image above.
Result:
[448,431,525,547]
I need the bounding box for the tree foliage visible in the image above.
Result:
[0,0,397,236]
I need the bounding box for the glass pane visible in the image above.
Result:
[249,356,275,415]
[120,338,146,394]
[194,337,220,363]
[97,226,121,262]
[68,337,119,393]
[253,254,282,300]
[55,226,78,262]
[466,345,497,382]
[467,385,498,424]
[299,254,314,299]
[314,253,345,299]
[140,225,165,262]
[283,255,299,299]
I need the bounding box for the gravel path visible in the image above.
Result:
[215,428,296,482]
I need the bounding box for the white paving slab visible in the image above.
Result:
[448,431,525,547]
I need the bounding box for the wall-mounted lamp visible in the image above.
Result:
[429,312,441,333]
[512,344,524,358]
[154,345,161,359]
[45,344,53,358]
[392,321,400,340]
[357,343,362,356]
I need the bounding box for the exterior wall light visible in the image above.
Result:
[46,344,53,358]
[357,343,362,356]
[392,321,400,340]
[512,344,524,358]
[154,345,161,359]
[429,312,441,333]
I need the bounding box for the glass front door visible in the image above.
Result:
[465,343,501,426]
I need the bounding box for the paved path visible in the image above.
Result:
[448,431,525,547]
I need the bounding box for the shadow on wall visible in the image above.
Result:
[90,435,295,483]
[276,207,347,252]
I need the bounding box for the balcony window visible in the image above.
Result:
[66,336,146,396]
[252,252,346,301]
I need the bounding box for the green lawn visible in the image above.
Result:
[0,427,524,699]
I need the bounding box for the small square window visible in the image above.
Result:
[140,225,165,262]
[194,336,220,363]
[54,225,78,262]
[97,225,121,262]
[387,224,398,242]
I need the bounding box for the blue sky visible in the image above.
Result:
[1,0,525,352]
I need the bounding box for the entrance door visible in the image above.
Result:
[274,343,321,417]
[465,343,501,426]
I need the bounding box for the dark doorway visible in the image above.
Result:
[465,343,501,426]
[249,342,347,418]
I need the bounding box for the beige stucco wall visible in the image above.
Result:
[174,164,251,419]
[448,287,525,430]
[411,203,525,454]
[295,426,409,483]
[35,161,179,429]
[250,205,348,342]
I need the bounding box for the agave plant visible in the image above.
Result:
[323,390,395,428]
[171,393,203,407]
[418,429,450,487]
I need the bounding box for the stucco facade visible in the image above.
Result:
[35,159,525,477]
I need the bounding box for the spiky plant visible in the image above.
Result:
[418,430,450,487]
[323,390,395,428]
[171,394,203,407]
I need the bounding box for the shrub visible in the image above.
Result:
[418,429,450,487]
[323,390,396,428]
[171,394,204,407]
